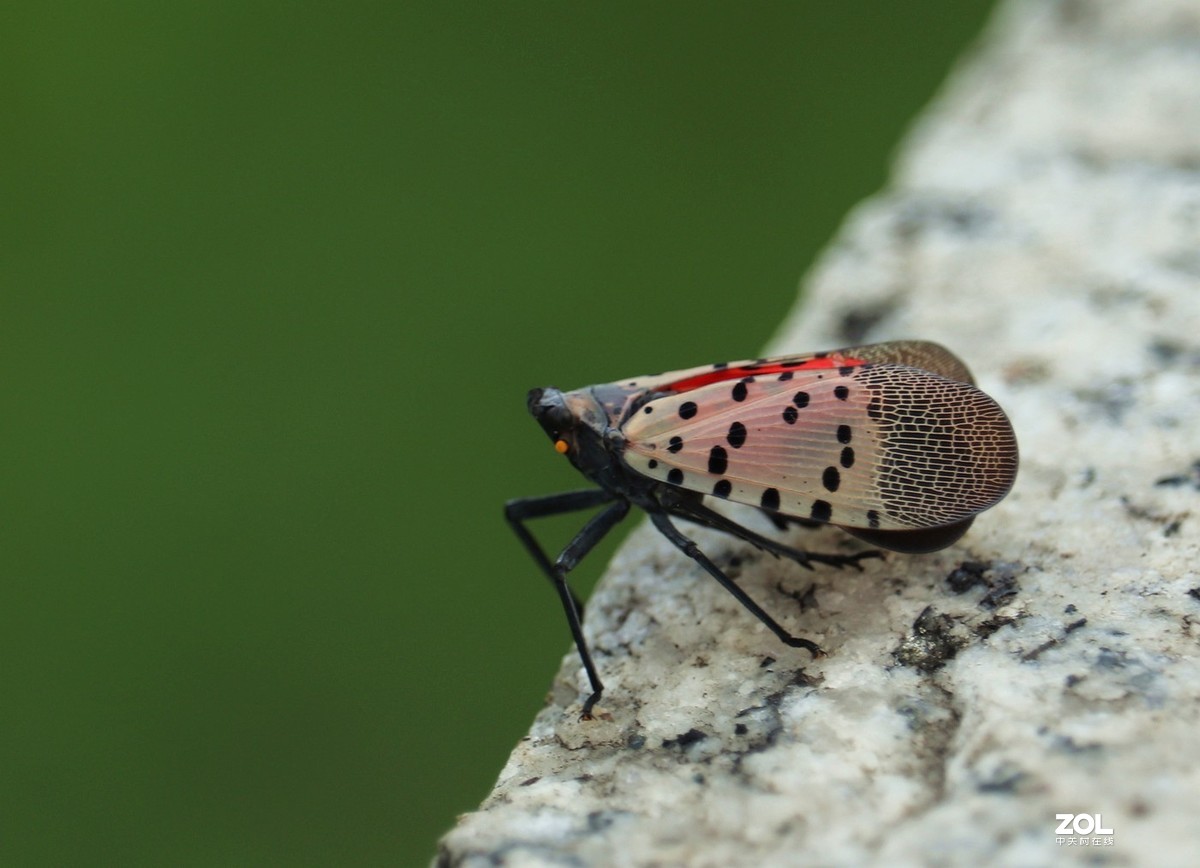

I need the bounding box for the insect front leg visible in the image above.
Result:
[505,490,631,718]
[505,489,615,611]
[672,499,882,571]
[648,511,823,657]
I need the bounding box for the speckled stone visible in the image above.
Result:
[438,2,1200,864]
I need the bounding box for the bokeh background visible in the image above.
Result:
[2,2,994,864]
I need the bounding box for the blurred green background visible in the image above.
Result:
[2,2,994,864]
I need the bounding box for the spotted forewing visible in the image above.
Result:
[617,341,1016,537]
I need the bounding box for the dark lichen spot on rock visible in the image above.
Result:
[1073,378,1138,424]
[1155,459,1200,490]
[974,613,1018,640]
[1121,496,1185,535]
[1148,338,1184,364]
[945,561,991,594]
[662,728,707,750]
[945,561,1020,609]
[893,606,967,673]
[981,574,1020,609]
[587,810,622,832]
[1021,618,1089,661]
[1051,733,1103,754]
[730,704,785,770]
[976,764,1027,794]
[1094,646,1131,669]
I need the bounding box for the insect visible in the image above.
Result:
[506,341,1018,717]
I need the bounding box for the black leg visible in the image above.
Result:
[671,499,881,570]
[505,489,615,610]
[763,511,822,532]
[648,511,824,656]
[505,490,631,718]
[550,499,631,718]
[556,499,632,573]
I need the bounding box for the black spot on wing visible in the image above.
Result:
[761,488,780,511]
[679,401,698,420]
[708,446,728,475]
[727,422,747,449]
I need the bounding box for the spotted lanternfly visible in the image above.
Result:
[506,341,1018,717]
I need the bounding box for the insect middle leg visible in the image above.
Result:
[505,490,631,718]
[670,499,881,570]
[648,511,823,656]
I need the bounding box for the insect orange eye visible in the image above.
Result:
[554,439,569,454]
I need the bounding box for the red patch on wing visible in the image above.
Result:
[659,354,868,393]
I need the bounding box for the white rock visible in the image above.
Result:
[439,1,1200,864]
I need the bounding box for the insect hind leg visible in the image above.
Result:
[671,499,881,571]
[762,511,821,533]
[648,511,823,656]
